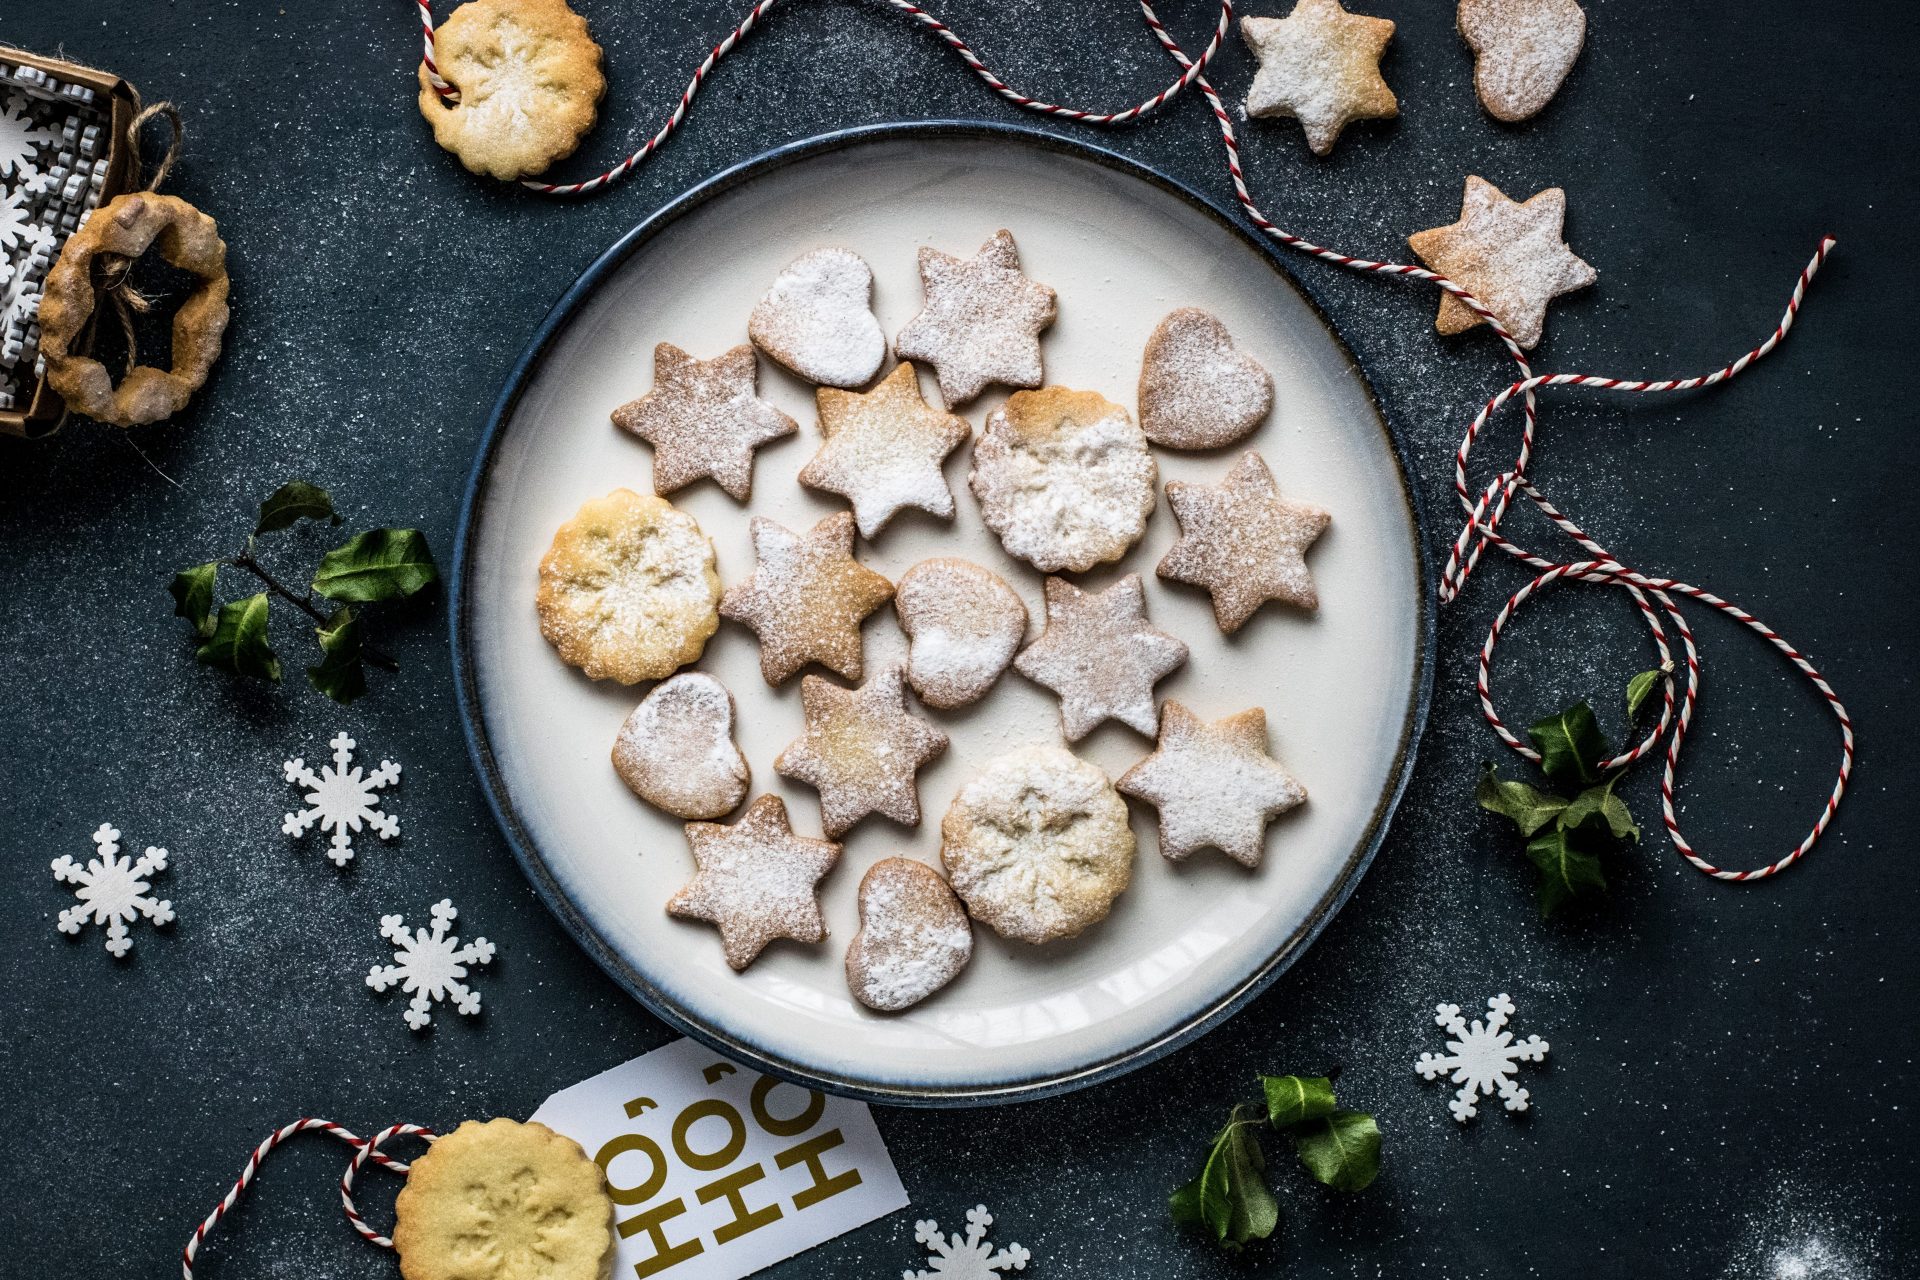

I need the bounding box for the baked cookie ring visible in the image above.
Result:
[38,192,230,428]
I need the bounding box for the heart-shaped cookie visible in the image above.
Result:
[611,672,750,820]
[845,858,973,1012]
[1137,308,1274,450]
[1457,0,1586,124]
[748,248,886,388]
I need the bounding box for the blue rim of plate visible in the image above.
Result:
[450,119,1436,1108]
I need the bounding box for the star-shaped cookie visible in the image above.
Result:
[1118,701,1306,866]
[1407,175,1596,349]
[720,512,895,685]
[798,362,971,538]
[1158,451,1330,632]
[775,665,950,837]
[611,342,797,501]
[1015,574,1189,740]
[894,229,1057,408]
[1241,0,1398,157]
[667,795,841,970]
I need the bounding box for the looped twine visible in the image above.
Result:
[91,98,185,368]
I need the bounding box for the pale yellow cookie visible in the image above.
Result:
[612,672,750,820]
[845,858,973,1013]
[536,489,720,684]
[393,1118,614,1280]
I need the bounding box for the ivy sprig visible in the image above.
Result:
[169,481,439,703]
[1171,1073,1381,1251]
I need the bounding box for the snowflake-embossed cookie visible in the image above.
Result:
[1458,0,1586,123]
[845,857,973,1013]
[1241,0,1398,156]
[1118,701,1307,866]
[894,229,1057,408]
[611,343,797,501]
[798,362,971,538]
[536,489,721,684]
[721,512,895,685]
[748,248,886,388]
[895,558,1028,710]
[612,673,750,820]
[1407,175,1596,349]
[1157,450,1331,631]
[1138,308,1274,450]
[667,794,841,970]
[969,387,1158,574]
[1015,574,1188,740]
[775,665,950,838]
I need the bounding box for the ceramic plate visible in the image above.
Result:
[452,122,1431,1105]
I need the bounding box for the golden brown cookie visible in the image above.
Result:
[667,794,841,970]
[1157,450,1331,631]
[1015,574,1188,740]
[940,744,1134,945]
[536,489,721,684]
[1118,701,1307,866]
[1137,308,1274,451]
[1407,175,1596,349]
[748,248,887,388]
[612,672,750,820]
[1458,0,1586,123]
[392,1117,614,1280]
[845,858,973,1013]
[775,665,950,838]
[894,230,1057,408]
[611,343,798,502]
[720,512,895,685]
[1241,0,1398,157]
[416,0,606,181]
[798,362,971,539]
[969,386,1158,574]
[894,558,1028,710]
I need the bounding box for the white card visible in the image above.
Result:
[531,1037,909,1279]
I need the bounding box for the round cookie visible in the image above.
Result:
[536,489,721,684]
[895,558,1028,710]
[845,858,974,1013]
[940,744,1134,945]
[968,386,1158,574]
[748,248,886,388]
[612,673,750,820]
[1137,308,1274,450]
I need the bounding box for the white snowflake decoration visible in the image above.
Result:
[50,823,175,958]
[282,732,401,866]
[366,898,495,1030]
[0,187,30,253]
[904,1205,1030,1280]
[0,93,55,180]
[1415,992,1550,1122]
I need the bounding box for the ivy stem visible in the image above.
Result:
[227,551,401,672]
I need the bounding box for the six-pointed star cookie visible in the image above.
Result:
[1158,450,1331,631]
[798,362,971,538]
[1015,574,1189,740]
[1407,175,1596,349]
[776,665,950,837]
[894,229,1058,408]
[720,512,895,685]
[1118,701,1306,866]
[1241,0,1399,157]
[667,795,841,970]
[611,342,797,501]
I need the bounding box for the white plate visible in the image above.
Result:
[452,123,1431,1105]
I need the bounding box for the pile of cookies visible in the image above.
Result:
[536,231,1330,1014]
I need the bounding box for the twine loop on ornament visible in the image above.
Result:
[92,98,186,368]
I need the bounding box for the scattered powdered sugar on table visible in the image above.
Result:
[1718,1181,1885,1280]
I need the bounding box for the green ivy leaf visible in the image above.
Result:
[312,528,439,603]
[1171,1112,1278,1250]
[1290,1110,1381,1192]
[168,561,220,639]
[194,593,281,683]
[1525,827,1607,917]
[1626,668,1666,719]
[1261,1074,1337,1129]
[1527,700,1609,787]
[1560,776,1640,843]
[1475,765,1570,836]
[254,480,338,536]
[307,608,368,704]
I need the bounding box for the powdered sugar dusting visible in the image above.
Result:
[612,672,750,820]
[798,362,970,538]
[748,247,886,388]
[774,666,948,837]
[894,229,1057,407]
[1137,307,1274,450]
[845,857,973,1012]
[1015,574,1189,740]
[667,795,841,971]
[1458,0,1586,123]
[1240,1,1398,156]
[610,343,797,500]
[1117,703,1306,865]
[896,557,1028,709]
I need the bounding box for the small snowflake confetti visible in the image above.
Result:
[282,732,401,866]
[904,1205,1030,1280]
[366,898,495,1031]
[50,823,175,958]
[1415,992,1550,1122]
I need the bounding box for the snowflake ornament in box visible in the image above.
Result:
[367,898,495,1030]
[1415,993,1550,1122]
[0,92,55,181]
[50,822,175,957]
[282,732,401,867]
[904,1205,1030,1280]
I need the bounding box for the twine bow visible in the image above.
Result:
[89,98,184,370]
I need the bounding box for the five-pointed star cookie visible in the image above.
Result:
[1158,450,1331,631]
[1015,574,1189,740]
[894,229,1058,408]
[1241,0,1399,157]
[798,362,971,538]
[1118,701,1306,866]
[775,665,951,837]
[611,342,797,501]
[1407,175,1597,349]
[720,511,895,685]
[667,795,841,970]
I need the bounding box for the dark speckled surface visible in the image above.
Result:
[2,3,1914,1276]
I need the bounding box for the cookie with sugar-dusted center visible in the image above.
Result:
[748,248,887,388]
[798,362,971,539]
[1118,701,1307,866]
[1015,574,1188,741]
[720,512,895,685]
[845,858,973,1013]
[895,557,1028,710]
[1458,0,1586,124]
[1407,175,1596,350]
[894,229,1057,408]
[775,665,950,838]
[940,744,1134,945]
[1241,0,1398,157]
[667,795,841,971]
[611,343,797,501]
[969,386,1158,574]
[1138,308,1275,450]
[1157,450,1331,632]
[612,672,750,820]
